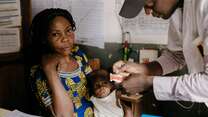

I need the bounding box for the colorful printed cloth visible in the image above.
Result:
[30,46,94,117]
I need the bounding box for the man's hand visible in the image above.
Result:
[113,60,149,74]
[121,74,153,94]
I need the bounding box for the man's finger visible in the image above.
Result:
[113,60,125,73]
[120,64,129,72]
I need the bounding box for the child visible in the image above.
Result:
[87,69,133,117]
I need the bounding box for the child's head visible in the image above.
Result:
[87,69,114,98]
[30,8,76,63]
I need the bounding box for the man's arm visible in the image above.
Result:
[155,50,185,75]
[145,61,163,75]
[155,8,185,75]
[153,72,208,102]
[153,1,208,102]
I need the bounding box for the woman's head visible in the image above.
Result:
[30,8,76,62]
[87,69,114,98]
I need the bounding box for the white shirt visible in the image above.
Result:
[154,0,208,105]
[90,90,124,117]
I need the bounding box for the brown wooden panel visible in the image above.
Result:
[0,63,30,112]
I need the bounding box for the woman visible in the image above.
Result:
[29,8,94,117]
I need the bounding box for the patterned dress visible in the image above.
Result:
[30,46,94,117]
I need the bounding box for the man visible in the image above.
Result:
[113,0,208,116]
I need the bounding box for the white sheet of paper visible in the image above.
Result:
[139,49,158,63]
[32,0,72,18]
[6,110,40,117]
[104,0,122,43]
[122,10,169,44]
[0,28,21,54]
[31,0,53,18]
[115,0,169,45]
[71,0,104,48]
[0,16,21,27]
[0,0,21,27]
[31,0,105,48]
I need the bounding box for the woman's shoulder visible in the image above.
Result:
[30,65,44,79]
[72,46,86,56]
[72,46,89,62]
[30,65,40,75]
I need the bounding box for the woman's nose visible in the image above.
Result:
[62,36,68,42]
[61,33,70,42]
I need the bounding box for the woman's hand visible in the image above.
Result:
[41,54,61,78]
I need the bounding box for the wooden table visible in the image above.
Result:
[120,94,143,117]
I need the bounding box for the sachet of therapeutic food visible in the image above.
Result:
[110,72,130,83]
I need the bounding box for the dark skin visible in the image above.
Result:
[91,75,133,117]
[42,16,76,117]
[113,61,158,94]
[113,0,184,95]
[144,0,183,19]
[93,79,114,98]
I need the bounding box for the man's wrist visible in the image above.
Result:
[147,76,154,86]
[145,61,163,76]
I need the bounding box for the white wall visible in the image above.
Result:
[104,0,122,43]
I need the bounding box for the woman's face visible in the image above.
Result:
[144,0,179,19]
[48,16,75,56]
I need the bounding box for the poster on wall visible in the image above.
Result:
[0,28,21,54]
[32,0,169,48]
[114,0,169,45]
[71,0,104,48]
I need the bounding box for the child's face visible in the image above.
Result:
[48,16,75,56]
[94,79,113,98]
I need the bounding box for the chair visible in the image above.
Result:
[88,58,101,71]
[120,94,143,117]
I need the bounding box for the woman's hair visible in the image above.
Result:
[87,69,112,96]
[29,8,76,64]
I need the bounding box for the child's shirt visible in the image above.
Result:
[91,90,124,117]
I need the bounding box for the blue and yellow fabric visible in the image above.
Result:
[30,46,94,117]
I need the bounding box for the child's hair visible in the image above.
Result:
[29,8,76,64]
[87,69,113,96]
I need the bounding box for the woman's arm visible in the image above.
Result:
[47,72,74,117]
[42,55,74,117]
